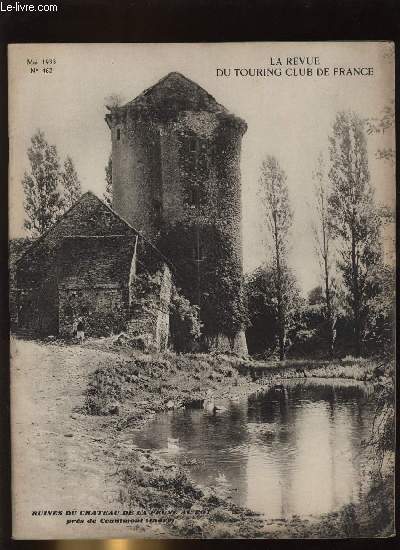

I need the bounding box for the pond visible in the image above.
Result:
[129,378,374,520]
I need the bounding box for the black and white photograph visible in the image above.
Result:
[8,42,395,539]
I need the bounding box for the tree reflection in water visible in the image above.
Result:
[129,378,373,519]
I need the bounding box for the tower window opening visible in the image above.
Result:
[198,153,209,172]
[117,128,121,141]
[188,185,199,206]
[153,199,162,219]
[188,136,197,153]
[192,242,205,261]
[182,135,210,176]
[64,305,73,317]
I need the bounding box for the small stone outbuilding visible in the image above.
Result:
[15,192,171,349]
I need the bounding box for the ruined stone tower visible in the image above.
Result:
[106,72,248,353]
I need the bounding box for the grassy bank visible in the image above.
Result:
[118,448,265,538]
[238,355,389,382]
[82,350,260,426]
[82,342,387,423]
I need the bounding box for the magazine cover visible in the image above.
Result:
[8,42,395,539]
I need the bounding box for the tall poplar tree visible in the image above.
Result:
[311,153,336,357]
[328,111,381,356]
[61,156,82,210]
[22,130,64,237]
[258,155,293,360]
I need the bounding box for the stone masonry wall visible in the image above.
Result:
[59,287,128,338]
[57,235,134,337]
[17,275,58,335]
[111,116,162,241]
[9,238,33,331]
[127,263,172,352]
[155,264,172,350]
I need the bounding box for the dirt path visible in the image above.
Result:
[11,338,129,539]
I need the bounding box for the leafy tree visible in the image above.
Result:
[363,263,395,354]
[258,155,293,360]
[22,130,82,236]
[366,102,395,162]
[294,285,340,358]
[311,153,337,356]
[366,103,395,273]
[61,155,82,210]
[308,285,324,306]
[245,263,303,358]
[22,130,64,236]
[103,152,113,207]
[328,111,381,356]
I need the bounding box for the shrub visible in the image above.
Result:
[169,285,201,352]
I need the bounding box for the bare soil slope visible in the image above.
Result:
[11,338,127,538]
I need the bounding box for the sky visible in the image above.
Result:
[8,42,395,294]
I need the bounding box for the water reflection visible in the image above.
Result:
[129,378,373,519]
